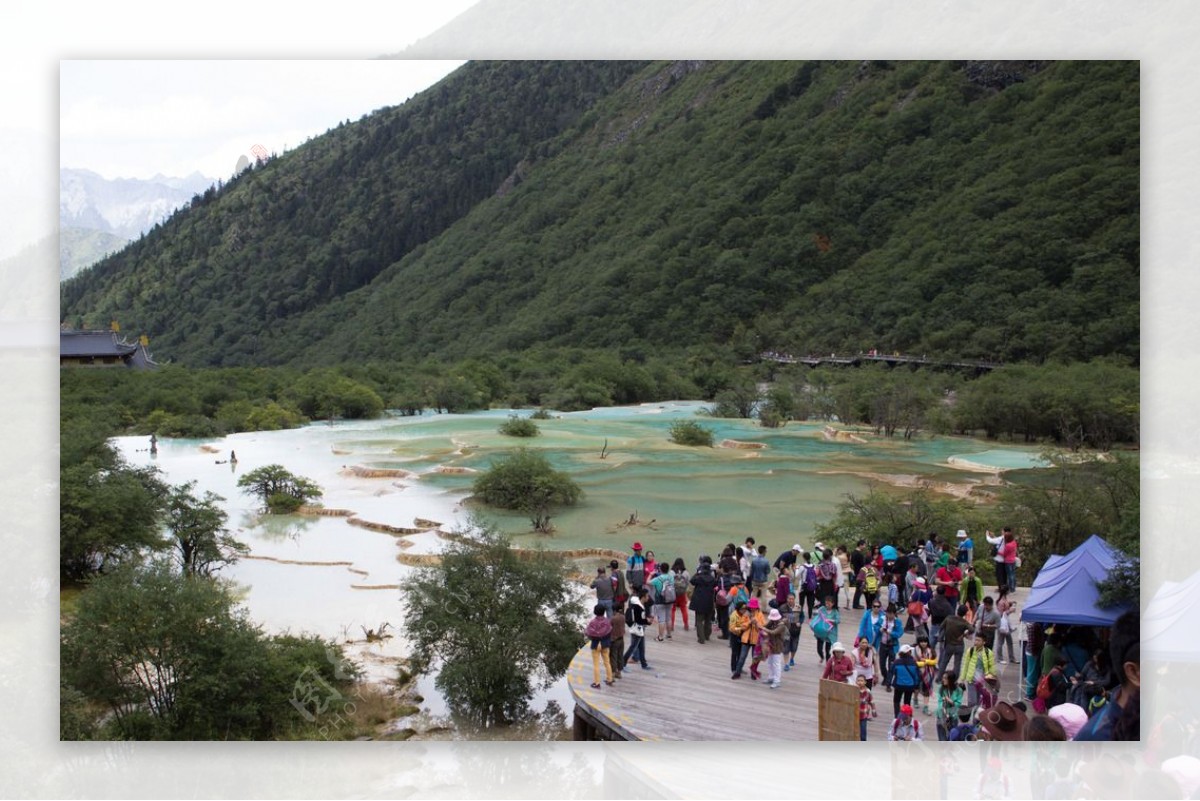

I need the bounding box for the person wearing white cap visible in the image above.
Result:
[822,641,855,684]
[955,529,974,566]
[891,643,923,719]
[773,543,803,572]
[763,608,788,688]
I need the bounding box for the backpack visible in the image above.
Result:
[673,572,689,598]
[949,721,977,741]
[864,567,879,593]
[1036,672,1053,701]
[893,659,921,689]
[716,587,731,607]
[625,604,636,627]
[810,608,834,640]
[661,576,676,604]
[892,718,921,740]
[818,561,838,582]
[907,599,925,618]
[803,565,818,593]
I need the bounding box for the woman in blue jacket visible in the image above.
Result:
[890,643,923,719]
[856,600,885,650]
[878,604,905,687]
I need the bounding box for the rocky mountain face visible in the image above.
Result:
[59,169,213,278]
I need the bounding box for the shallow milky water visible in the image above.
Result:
[112,402,1045,737]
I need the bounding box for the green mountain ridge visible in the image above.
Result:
[60,227,130,280]
[61,60,1138,368]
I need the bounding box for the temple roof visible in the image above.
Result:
[60,330,138,357]
[60,330,157,368]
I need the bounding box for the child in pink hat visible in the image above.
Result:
[1048,702,1088,740]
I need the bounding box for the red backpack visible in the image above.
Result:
[1036,670,1056,701]
[891,718,921,740]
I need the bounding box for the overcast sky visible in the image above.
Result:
[60,59,466,181]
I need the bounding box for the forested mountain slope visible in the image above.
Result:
[61,60,1138,367]
[60,61,647,363]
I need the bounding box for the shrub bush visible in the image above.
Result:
[498,415,540,437]
[668,419,714,446]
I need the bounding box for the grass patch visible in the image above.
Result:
[60,584,86,620]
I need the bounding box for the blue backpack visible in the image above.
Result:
[949,722,977,741]
[892,658,921,689]
[803,565,818,593]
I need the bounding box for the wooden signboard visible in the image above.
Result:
[818,678,860,741]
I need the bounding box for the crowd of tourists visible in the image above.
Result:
[582,530,1139,745]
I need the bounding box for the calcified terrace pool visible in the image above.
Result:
[114,399,1043,593]
[108,402,1044,723]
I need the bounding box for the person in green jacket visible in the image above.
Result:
[960,634,997,708]
[1040,627,1063,677]
[936,670,965,741]
[958,564,985,609]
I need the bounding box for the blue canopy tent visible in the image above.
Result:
[1040,554,1067,573]
[1020,535,1130,627]
[1020,536,1119,597]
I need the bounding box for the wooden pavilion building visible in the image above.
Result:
[59,326,158,369]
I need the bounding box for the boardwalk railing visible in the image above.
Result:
[759,352,1003,372]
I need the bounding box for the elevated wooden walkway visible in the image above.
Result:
[760,352,1002,372]
[567,589,1027,741]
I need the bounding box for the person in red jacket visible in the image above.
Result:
[822,641,855,683]
[935,553,962,606]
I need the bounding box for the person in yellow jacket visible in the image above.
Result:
[743,598,767,680]
[728,600,764,679]
[959,634,997,709]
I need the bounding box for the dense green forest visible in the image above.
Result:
[61,60,1138,368]
[60,61,647,364]
[61,354,1138,449]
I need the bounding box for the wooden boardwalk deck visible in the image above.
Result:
[567,589,1027,741]
[759,352,1003,372]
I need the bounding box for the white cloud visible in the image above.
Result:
[60,60,465,180]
